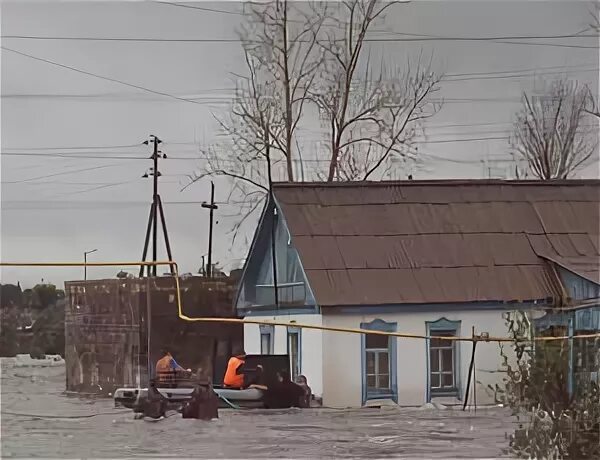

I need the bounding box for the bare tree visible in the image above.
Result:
[510,79,596,180]
[185,50,277,240]
[185,0,442,244]
[241,0,326,181]
[585,5,600,119]
[591,2,600,32]
[194,0,324,188]
[185,1,325,240]
[312,0,441,181]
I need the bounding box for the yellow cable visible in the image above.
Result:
[2,260,599,343]
[177,316,600,343]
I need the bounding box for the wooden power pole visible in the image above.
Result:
[139,135,174,277]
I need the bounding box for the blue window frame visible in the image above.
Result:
[287,326,301,381]
[361,319,398,404]
[426,318,461,402]
[259,324,274,355]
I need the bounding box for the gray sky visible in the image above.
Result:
[1,0,599,288]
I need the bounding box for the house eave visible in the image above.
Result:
[319,299,552,315]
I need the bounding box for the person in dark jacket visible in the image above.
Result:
[295,375,312,408]
[264,371,306,409]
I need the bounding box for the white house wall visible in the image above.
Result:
[322,309,517,408]
[243,314,323,397]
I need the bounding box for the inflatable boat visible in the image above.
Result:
[113,354,307,417]
[114,386,265,410]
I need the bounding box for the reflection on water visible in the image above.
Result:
[1,361,515,458]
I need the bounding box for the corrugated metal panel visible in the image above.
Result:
[273,180,599,307]
[303,265,556,305]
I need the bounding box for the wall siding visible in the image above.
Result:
[321,309,517,408]
[244,313,323,397]
[558,267,600,302]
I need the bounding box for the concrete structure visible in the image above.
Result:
[64,275,242,394]
[236,180,599,408]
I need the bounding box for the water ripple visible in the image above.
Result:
[1,365,514,458]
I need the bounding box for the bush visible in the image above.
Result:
[491,311,600,459]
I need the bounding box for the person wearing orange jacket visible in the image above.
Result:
[155,348,189,387]
[223,351,246,389]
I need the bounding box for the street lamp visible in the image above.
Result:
[84,249,98,281]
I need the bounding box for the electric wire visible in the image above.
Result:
[3,32,597,45]
[1,47,203,106]
[2,163,138,184]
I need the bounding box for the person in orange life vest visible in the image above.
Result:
[223,351,247,389]
[155,348,189,385]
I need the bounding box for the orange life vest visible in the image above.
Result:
[156,354,175,384]
[223,356,245,388]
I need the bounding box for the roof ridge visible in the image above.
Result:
[272,179,600,188]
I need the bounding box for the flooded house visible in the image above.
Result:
[235,180,600,408]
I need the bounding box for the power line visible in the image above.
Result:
[1,152,149,160]
[1,35,242,43]
[381,29,598,40]
[2,67,596,104]
[445,62,594,79]
[1,199,260,206]
[376,30,599,49]
[2,32,597,46]
[422,136,509,144]
[3,143,144,151]
[153,1,244,16]
[58,179,139,195]
[421,153,509,165]
[444,68,599,83]
[1,151,205,161]
[2,162,136,184]
[1,47,203,105]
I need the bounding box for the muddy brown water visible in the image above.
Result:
[1,361,517,458]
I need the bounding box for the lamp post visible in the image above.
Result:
[84,249,98,281]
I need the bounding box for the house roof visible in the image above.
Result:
[272,180,600,307]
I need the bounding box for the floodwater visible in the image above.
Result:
[1,360,517,458]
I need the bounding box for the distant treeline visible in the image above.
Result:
[0,283,65,357]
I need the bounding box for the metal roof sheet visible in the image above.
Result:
[273,180,600,306]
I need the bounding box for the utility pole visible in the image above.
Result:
[152,135,159,276]
[265,132,279,309]
[201,181,218,278]
[140,135,174,277]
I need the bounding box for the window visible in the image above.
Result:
[361,319,397,404]
[426,318,461,401]
[429,331,456,391]
[260,333,271,355]
[259,325,274,355]
[287,327,301,381]
[366,334,390,391]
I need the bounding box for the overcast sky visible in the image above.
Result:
[1,0,599,288]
